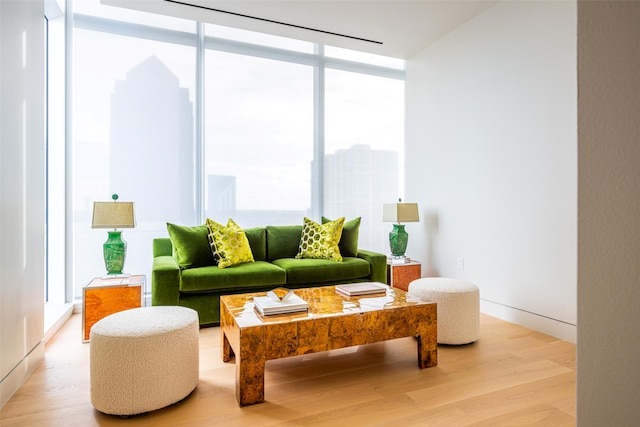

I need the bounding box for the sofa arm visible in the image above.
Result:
[153,238,173,257]
[357,249,387,284]
[152,255,181,306]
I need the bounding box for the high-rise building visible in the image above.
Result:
[322,144,400,253]
[110,55,195,224]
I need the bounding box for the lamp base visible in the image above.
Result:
[103,231,127,275]
[388,223,409,258]
[388,255,410,265]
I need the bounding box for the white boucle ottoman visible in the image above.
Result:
[408,278,479,345]
[90,306,199,416]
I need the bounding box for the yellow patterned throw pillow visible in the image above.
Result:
[295,217,345,262]
[206,218,254,269]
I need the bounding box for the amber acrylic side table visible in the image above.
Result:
[387,260,421,292]
[82,275,145,342]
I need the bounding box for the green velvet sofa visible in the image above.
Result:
[152,224,387,326]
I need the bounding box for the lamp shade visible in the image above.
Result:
[92,202,136,229]
[383,202,419,223]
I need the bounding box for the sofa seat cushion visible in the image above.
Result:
[179,261,286,293]
[272,257,370,285]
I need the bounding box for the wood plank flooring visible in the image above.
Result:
[0,313,575,426]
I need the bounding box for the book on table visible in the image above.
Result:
[253,292,309,316]
[335,282,388,296]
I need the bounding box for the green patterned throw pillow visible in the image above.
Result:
[206,218,255,269]
[322,216,361,258]
[295,217,344,262]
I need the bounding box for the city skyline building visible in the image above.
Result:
[107,56,399,255]
[323,144,400,254]
[110,55,195,225]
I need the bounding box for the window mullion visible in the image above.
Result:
[195,21,204,224]
[312,44,325,220]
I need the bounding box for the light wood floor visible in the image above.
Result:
[0,313,575,426]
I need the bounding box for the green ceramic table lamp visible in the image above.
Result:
[91,194,136,275]
[383,199,420,260]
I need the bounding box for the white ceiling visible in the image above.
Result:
[101,0,498,59]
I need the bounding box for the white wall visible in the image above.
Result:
[405,1,577,341]
[0,0,46,407]
[577,2,640,424]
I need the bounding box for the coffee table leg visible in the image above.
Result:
[236,353,266,406]
[417,334,438,369]
[222,331,233,362]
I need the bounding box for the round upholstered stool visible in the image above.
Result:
[408,278,480,345]
[90,306,199,416]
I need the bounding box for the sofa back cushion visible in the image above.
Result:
[266,225,302,261]
[244,227,267,261]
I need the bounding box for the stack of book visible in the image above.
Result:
[253,292,309,316]
[335,282,388,296]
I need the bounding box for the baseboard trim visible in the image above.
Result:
[481,299,576,343]
[44,302,74,343]
[0,341,45,409]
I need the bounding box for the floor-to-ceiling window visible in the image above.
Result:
[324,68,405,251]
[44,0,68,322]
[204,49,314,226]
[70,0,404,300]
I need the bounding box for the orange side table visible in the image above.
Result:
[82,275,145,342]
[387,260,421,292]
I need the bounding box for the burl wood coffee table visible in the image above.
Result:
[220,284,437,406]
